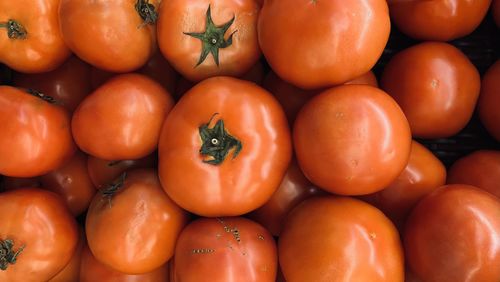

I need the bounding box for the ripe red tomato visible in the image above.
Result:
[48,228,85,282]
[478,60,500,141]
[86,169,188,274]
[0,0,71,73]
[12,56,92,112]
[404,184,500,281]
[293,84,411,195]
[0,86,75,177]
[279,196,404,281]
[59,0,158,72]
[381,42,481,139]
[388,0,492,41]
[72,73,174,160]
[447,150,500,198]
[258,0,390,89]
[173,217,277,282]
[157,0,261,82]
[359,140,447,230]
[40,150,96,216]
[0,188,79,282]
[158,76,291,217]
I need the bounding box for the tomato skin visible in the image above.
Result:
[12,56,92,112]
[72,73,174,160]
[293,84,411,196]
[0,0,71,73]
[388,0,491,41]
[279,196,404,282]
[344,70,379,88]
[447,150,500,198]
[86,169,188,274]
[158,76,291,217]
[48,227,85,282]
[0,188,79,282]
[59,0,157,72]
[381,42,480,139]
[258,0,390,89]
[404,184,500,282]
[174,217,277,282]
[359,140,446,230]
[478,60,500,141]
[0,86,75,177]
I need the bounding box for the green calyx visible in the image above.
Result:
[135,0,158,27]
[0,20,27,39]
[101,172,127,207]
[199,114,242,165]
[26,89,57,104]
[0,239,25,271]
[184,5,237,67]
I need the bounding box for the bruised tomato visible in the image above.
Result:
[158,76,291,217]
[478,60,500,141]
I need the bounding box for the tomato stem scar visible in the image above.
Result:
[135,0,158,27]
[0,239,25,271]
[0,20,27,39]
[199,113,242,165]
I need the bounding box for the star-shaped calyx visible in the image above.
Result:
[184,5,237,67]
[199,113,242,165]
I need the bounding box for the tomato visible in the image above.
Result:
[388,0,491,41]
[478,60,500,141]
[48,227,85,282]
[40,150,96,216]
[0,0,71,73]
[359,140,446,230]
[158,76,291,217]
[344,70,379,88]
[0,86,75,177]
[381,42,481,139]
[157,0,261,82]
[59,0,158,72]
[87,153,156,190]
[80,243,169,282]
[72,73,174,160]
[447,150,500,198]
[86,169,188,274]
[293,85,411,195]
[12,56,92,112]
[404,184,500,281]
[247,159,324,236]
[0,188,78,282]
[173,217,277,282]
[279,196,404,281]
[258,0,390,89]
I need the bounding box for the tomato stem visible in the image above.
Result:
[26,89,58,104]
[0,239,25,271]
[101,172,127,207]
[199,113,242,165]
[0,20,27,40]
[135,0,158,27]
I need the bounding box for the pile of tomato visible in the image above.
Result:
[1,0,499,281]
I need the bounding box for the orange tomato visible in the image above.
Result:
[478,60,500,141]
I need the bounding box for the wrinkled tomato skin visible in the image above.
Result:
[447,150,500,198]
[12,56,92,112]
[48,227,85,282]
[86,169,188,274]
[404,184,500,282]
[174,217,277,282]
[0,86,75,177]
[0,188,79,282]
[279,196,404,282]
[381,42,480,139]
[258,0,390,89]
[478,60,500,141]
[293,84,411,195]
[0,0,71,73]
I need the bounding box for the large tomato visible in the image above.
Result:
[12,56,92,112]
[48,228,85,282]
[381,42,481,139]
[404,184,500,281]
[86,169,188,274]
[173,217,277,282]
[0,0,70,73]
[258,0,390,89]
[0,86,75,177]
[0,188,79,282]
[388,0,492,41]
[157,0,261,82]
[59,0,158,72]
[293,84,411,195]
[72,73,174,160]
[447,150,500,198]
[158,76,291,217]
[478,60,500,141]
[279,196,404,282]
